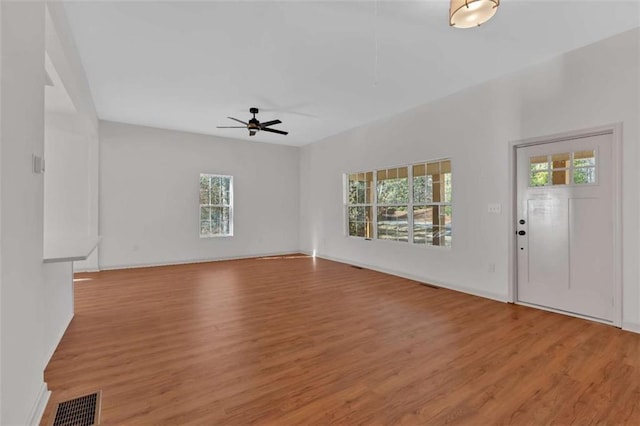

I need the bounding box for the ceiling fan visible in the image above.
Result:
[217,107,288,136]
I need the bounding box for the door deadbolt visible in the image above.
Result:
[519,219,526,225]
[518,230,526,236]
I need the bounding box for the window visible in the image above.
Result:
[413,160,452,247]
[345,158,452,248]
[376,167,409,242]
[347,172,374,238]
[529,150,596,187]
[200,174,233,237]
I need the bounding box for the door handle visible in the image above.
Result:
[518,230,526,236]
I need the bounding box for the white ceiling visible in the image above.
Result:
[63,1,640,146]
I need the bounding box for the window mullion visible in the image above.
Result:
[408,165,414,244]
[344,174,349,237]
[373,172,378,240]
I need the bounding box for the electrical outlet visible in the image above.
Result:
[488,263,496,273]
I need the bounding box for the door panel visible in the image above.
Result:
[569,197,611,294]
[516,133,613,322]
[527,198,569,287]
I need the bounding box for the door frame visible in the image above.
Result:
[508,123,623,327]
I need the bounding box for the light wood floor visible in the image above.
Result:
[41,255,639,425]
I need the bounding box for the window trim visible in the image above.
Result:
[412,159,453,247]
[199,173,234,238]
[345,171,374,239]
[345,158,452,248]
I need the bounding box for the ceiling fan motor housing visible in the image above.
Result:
[248,108,260,134]
[248,118,260,131]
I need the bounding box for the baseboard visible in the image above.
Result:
[309,251,509,303]
[622,321,640,334]
[26,382,50,426]
[99,251,304,271]
[73,267,100,273]
[44,312,74,367]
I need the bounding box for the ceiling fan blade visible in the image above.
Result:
[249,130,257,136]
[261,127,288,136]
[260,120,282,128]
[227,117,248,125]
[217,126,246,128]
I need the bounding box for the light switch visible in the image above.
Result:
[32,154,44,174]
[488,203,501,214]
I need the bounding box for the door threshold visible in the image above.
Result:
[515,300,618,328]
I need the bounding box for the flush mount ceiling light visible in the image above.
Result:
[450,0,500,28]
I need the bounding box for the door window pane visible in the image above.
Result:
[530,171,549,187]
[530,156,549,171]
[552,153,570,169]
[574,150,595,167]
[574,167,596,184]
[529,150,597,187]
[552,170,569,185]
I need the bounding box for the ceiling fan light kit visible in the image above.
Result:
[217,107,289,137]
[449,0,500,28]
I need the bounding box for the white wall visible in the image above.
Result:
[44,82,100,273]
[99,121,300,269]
[44,91,90,244]
[0,0,3,416]
[40,2,99,371]
[45,4,100,272]
[42,262,74,367]
[41,61,89,378]
[0,2,49,424]
[300,29,640,328]
[0,3,98,423]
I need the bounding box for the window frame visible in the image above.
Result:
[412,159,452,248]
[199,173,234,238]
[345,172,374,239]
[344,157,452,249]
[528,149,598,188]
[375,166,410,243]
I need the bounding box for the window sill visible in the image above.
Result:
[345,234,452,249]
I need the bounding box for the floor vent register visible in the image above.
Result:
[52,391,101,426]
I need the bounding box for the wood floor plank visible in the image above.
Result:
[41,256,640,425]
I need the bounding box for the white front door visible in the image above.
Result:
[516,132,615,322]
